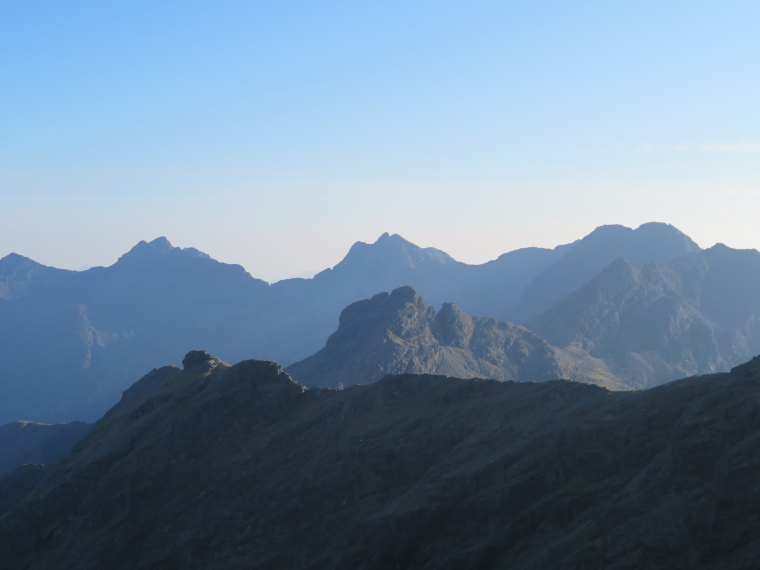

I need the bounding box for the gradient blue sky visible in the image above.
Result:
[2,1,759,282]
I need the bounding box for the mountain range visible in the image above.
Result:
[2,222,760,423]
[3,350,760,569]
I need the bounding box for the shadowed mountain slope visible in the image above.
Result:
[0,421,91,476]
[4,352,760,568]
[286,286,620,389]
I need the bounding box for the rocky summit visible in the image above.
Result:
[3,351,760,568]
[286,286,620,389]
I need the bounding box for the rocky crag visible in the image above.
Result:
[286,286,620,389]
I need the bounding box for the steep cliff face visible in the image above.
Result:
[285,286,598,388]
[4,352,760,569]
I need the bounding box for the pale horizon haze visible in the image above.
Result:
[2,2,759,282]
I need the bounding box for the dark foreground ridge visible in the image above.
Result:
[3,352,760,569]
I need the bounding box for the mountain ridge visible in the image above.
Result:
[2,222,759,424]
[511,222,702,322]
[4,351,760,568]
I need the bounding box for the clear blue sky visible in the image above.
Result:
[2,1,759,281]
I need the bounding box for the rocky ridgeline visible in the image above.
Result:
[286,286,619,389]
[3,351,760,568]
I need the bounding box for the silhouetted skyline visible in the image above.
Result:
[3,2,758,281]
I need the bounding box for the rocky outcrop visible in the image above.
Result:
[285,286,617,388]
[181,349,226,372]
[4,351,760,568]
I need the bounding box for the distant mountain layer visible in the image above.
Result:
[1,222,758,423]
[511,222,701,321]
[527,246,760,387]
[0,421,91,476]
[286,286,621,389]
[4,351,760,568]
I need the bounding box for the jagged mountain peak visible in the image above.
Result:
[115,237,211,266]
[339,285,425,318]
[596,257,639,282]
[704,242,760,258]
[145,236,173,250]
[125,236,174,256]
[332,286,434,344]
[286,285,584,388]
[181,349,228,374]
[576,222,701,260]
[374,231,397,242]
[0,253,59,279]
[434,302,475,349]
[331,233,456,275]
[0,252,41,267]
[634,221,701,253]
[511,222,702,323]
[0,253,65,300]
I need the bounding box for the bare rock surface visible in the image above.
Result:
[286,286,618,389]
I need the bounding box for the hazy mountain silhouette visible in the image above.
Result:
[527,245,760,387]
[0,231,566,423]
[0,254,70,300]
[1,222,756,423]
[0,238,270,423]
[265,233,563,361]
[4,351,760,568]
[511,222,701,322]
